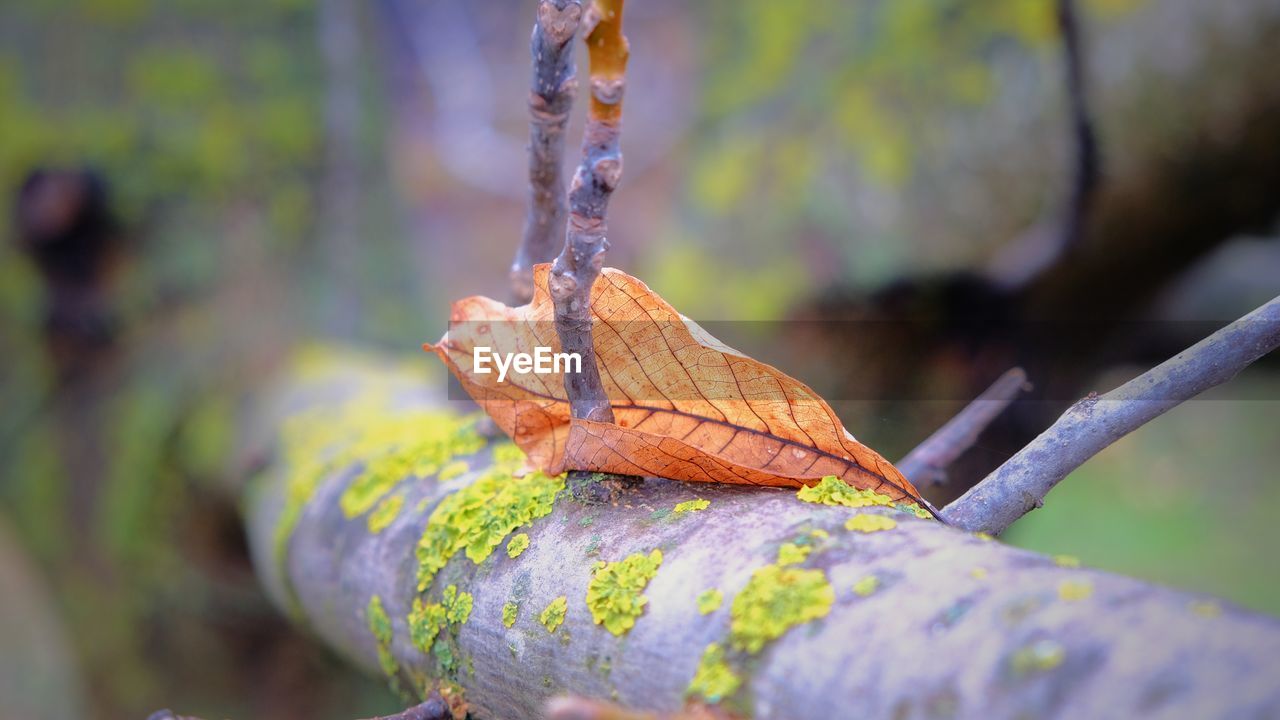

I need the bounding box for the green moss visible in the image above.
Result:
[541,596,568,633]
[502,601,519,628]
[853,575,880,597]
[507,532,531,558]
[697,589,724,615]
[368,493,405,534]
[686,643,741,703]
[438,460,470,481]
[845,513,897,533]
[776,542,811,566]
[415,468,565,592]
[674,498,711,513]
[586,550,664,636]
[730,564,834,653]
[796,475,896,509]
[1010,639,1065,675]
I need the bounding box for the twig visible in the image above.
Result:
[944,295,1280,535]
[549,0,629,423]
[511,0,584,303]
[1055,0,1100,253]
[896,368,1029,487]
[983,0,1100,289]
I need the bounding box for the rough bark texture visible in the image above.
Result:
[945,295,1280,534]
[549,0,629,424]
[512,0,583,304]
[245,363,1280,720]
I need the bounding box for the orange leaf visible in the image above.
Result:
[425,265,925,505]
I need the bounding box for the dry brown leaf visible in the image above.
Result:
[424,265,925,505]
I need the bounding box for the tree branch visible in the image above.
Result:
[511,0,584,304]
[896,367,1029,487]
[246,360,1280,720]
[549,0,629,423]
[944,295,1280,534]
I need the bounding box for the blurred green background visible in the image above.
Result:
[1,0,1277,718]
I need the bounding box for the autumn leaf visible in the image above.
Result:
[424,265,926,506]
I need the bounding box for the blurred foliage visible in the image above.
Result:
[644,0,1145,318]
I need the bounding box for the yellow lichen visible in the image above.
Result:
[776,542,811,566]
[415,468,565,592]
[1010,639,1065,674]
[491,442,526,468]
[1190,600,1222,618]
[502,601,519,628]
[796,475,896,509]
[1058,580,1093,602]
[541,596,568,633]
[1053,554,1081,568]
[366,595,399,678]
[408,597,448,654]
[442,584,474,624]
[367,493,404,534]
[674,498,711,513]
[506,533,530,558]
[438,460,470,482]
[896,502,934,519]
[274,401,485,582]
[730,564,834,653]
[338,412,487,518]
[697,589,724,615]
[686,643,741,703]
[586,550,664,636]
[853,575,880,597]
[845,513,898,533]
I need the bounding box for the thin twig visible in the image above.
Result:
[550,0,628,423]
[944,295,1280,535]
[896,368,1029,487]
[1055,0,1100,253]
[511,0,584,303]
[983,0,1100,289]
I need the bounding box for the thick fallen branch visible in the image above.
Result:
[512,0,583,303]
[550,0,628,424]
[944,295,1280,534]
[246,359,1280,720]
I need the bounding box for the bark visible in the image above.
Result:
[245,365,1280,720]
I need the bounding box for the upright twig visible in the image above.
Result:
[550,0,628,423]
[944,296,1280,535]
[896,368,1029,487]
[511,0,584,303]
[984,0,1100,289]
[1055,0,1100,253]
